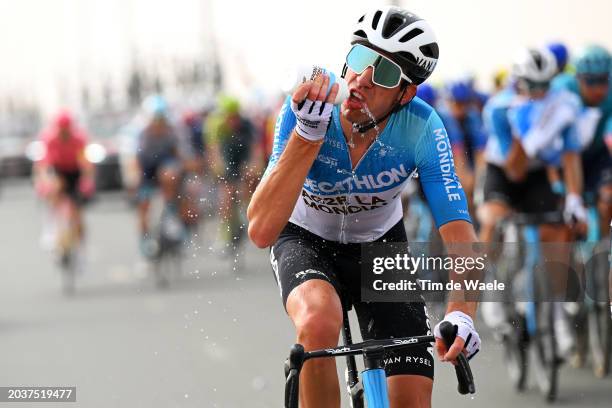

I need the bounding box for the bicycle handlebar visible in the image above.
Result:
[303,334,435,360]
[439,321,476,394]
[284,325,475,407]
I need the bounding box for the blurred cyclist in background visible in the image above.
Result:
[261,94,287,163]
[136,95,186,257]
[205,95,254,255]
[180,108,210,232]
[438,80,487,214]
[182,109,206,160]
[479,48,586,346]
[415,82,438,107]
[480,47,586,241]
[34,110,95,242]
[492,67,510,94]
[553,45,612,238]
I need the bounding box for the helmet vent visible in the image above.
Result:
[353,30,367,39]
[358,14,365,23]
[530,50,543,70]
[420,43,439,58]
[383,15,406,38]
[399,28,423,43]
[398,51,417,64]
[372,10,382,29]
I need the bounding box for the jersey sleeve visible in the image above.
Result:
[262,96,296,178]
[415,111,472,228]
[507,103,529,138]
[561,123,582,153]
[522,93,579,157]
[483,102,514,159]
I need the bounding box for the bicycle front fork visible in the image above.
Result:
[361,346,390,408]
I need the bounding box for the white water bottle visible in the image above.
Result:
[281,64,349,105]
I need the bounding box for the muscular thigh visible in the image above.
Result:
[270,223,344,311]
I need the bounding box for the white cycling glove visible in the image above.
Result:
[290,99,333,142]
[564,193,587,224]
[434,311,481,360]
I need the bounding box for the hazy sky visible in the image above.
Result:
[1,0,612,113]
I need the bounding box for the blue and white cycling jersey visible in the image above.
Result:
[507,89,582,169]
[552,73,609,154]
[483,88,517,166]
[264,96,471,243]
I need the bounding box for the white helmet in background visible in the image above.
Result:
[512,48,558,83]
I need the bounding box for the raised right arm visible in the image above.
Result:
[247,128,323,248]
[247,75,338,248]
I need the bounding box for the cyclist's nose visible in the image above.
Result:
[355,66,374,88]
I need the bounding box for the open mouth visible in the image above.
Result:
[346,89,365,110]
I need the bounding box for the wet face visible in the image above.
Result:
[578,76,609,106]
[341,66,414,124]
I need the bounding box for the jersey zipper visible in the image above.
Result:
[338,127,385,244]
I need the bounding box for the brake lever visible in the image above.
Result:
[439,321,476,395]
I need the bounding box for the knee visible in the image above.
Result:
[388,375,432,408]
[159,167,179,185]
[295,307,342,349]
[477,202,508,234]
[598,185,612,205]
[138,200,150,212]
[290,288,343,349]
[476,205,494,229]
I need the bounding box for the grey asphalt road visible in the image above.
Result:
[1,180,611,407]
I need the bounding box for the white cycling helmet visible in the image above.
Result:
[351,6,439,85]
[512,48,558,83]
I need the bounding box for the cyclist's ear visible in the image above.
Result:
[399,84,417,106]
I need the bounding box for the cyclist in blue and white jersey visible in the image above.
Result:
[479,48,586,243]
[553,45,612,238]
[248,6,480,407]
[478,49,586,341]
[438,80,487,211]
[476,80,517,243]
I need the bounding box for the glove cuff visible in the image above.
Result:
[565,193,583,207]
